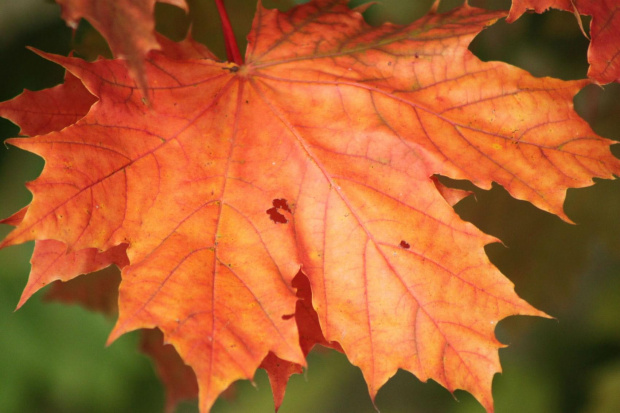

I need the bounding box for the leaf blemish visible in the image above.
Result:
[400,240,410,249]
[266,198,291,224]
[267,207,287,223]
[272,198,292,213]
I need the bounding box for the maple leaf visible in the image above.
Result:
[55,0,189,94]
[507,0,620,84]
[42,262,123,314]
[140,328,201,412]
[2,1,620,412]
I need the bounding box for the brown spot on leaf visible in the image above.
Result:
[400,240,410,249]
[267,207,288,224]
[267,198,292,224]
[272,198,292,213]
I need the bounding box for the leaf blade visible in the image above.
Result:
[2,1,619,412]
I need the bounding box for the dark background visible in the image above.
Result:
[1,0,620,412]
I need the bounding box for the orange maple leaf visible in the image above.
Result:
[508,0,620,84]
[1,1,619,412]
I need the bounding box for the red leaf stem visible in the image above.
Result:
[214,0,243,65]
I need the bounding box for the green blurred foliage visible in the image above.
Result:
[1,1,619,412]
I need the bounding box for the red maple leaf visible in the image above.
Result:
[1,1,619,412]
[56,0,189,94]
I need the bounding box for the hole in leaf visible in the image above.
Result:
[400,240,410,249]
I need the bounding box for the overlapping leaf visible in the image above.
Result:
[260,270,342,410]
[2,1,620,412]
[56,0,189,93]
[508,0,620,84]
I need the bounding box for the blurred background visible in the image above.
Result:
[1,0,620,412]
